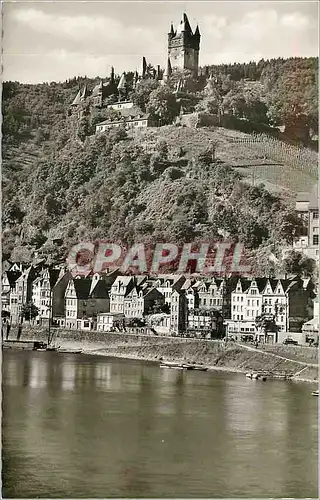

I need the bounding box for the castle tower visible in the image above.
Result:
[133,70,139,89]
[163,58,172,82]
[139,57,148,79]
[117,72,128,101]
[110,66,115,85]
[167,14,200,77]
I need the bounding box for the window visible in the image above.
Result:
[313,227,319,233]
[248,299,250,306]
[313,235,319,246]
[313,211,319,219]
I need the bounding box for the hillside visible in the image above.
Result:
[135,126,317,194]
[2,58,318,272]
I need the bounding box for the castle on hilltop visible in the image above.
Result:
[71,13,201,110]
[167,13,200,77]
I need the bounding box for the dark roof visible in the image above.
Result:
[6,270,22,285]
[73,279,92,300]
[49,269,61,289]
[255,278,269,293]
[90,279,109,299]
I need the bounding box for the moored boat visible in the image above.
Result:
[192,365,208,371]
[311,390,319,396]
[246,372,267,380]
[160,363,184,370]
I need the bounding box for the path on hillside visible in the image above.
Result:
[235,342,318,368]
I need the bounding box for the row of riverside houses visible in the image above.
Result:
[1,261,317,343]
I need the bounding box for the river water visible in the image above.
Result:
[2,350,318,498]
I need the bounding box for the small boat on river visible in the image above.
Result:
[246,372,267,381]
[311,390,319,396]
[192,364,208,372]
[160,361,208,371]
[160,361,187,370]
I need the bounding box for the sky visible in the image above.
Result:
[1,0,319,83]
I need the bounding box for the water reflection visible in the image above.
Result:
[2,351,318,499]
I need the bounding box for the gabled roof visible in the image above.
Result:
[112,275,134,288]
[181,278,195,290]
[233,277,251,293]
[135,276,147,286]
[255,278,270,293]
[117,73,127,90]
[111,276,135,296]
[143,287,163,298]
[73,278,91,300]
[80,85,90,100]
[92,81,103,97]
[71,89,82,106]
[4,270,22,285]
[48,268,61,289]
[89,279,109,299]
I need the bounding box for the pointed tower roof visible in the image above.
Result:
[133,70,139,88]
[139,56,147,78]
[164,58,172,78]
[71,89,82,106]
[117,72,127,90]
[169,22,175,35]
[92,80,103,97]
[194,24,200,37]
[80,84,89,100]
[176,13,193,34]
[110,66,115,84]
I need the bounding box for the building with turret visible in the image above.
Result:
[70,13,202,131]
[167,13,200,77]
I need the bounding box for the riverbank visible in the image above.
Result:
[6,327,318,383]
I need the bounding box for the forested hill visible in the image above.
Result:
[2,57,318,276]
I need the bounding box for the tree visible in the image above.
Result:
[146,86,179,125]
[149,300,170,314]
[132,79,160,112]
[266,59,318,143]
[21,302,39,323]
[281,250,316,278]
[255,311,280,342]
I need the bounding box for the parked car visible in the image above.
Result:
[283,338,298,345]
